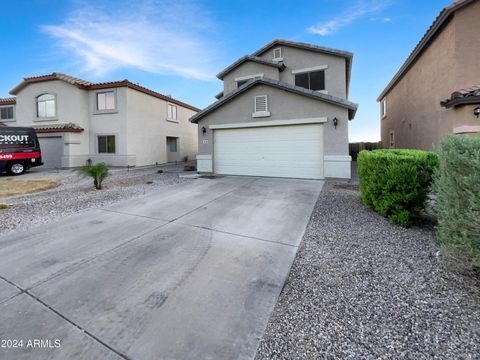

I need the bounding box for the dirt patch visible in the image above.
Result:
[0,179,57,197]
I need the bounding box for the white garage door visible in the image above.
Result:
[38,137,63,168]
[214,124,323,179]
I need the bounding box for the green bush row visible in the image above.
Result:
[434,135,480,268]
[357,149,438,226]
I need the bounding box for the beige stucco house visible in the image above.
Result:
[0,73,199,168]
[378,0,480,150]
[190,39,358,180]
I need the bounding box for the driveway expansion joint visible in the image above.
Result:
[174,221,299,249]
[0,275,130,360]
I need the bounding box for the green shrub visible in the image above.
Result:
[157,169,164,174]
[434,135,480,268]
[77,163,109,190]
[0,203,9,210]
[358,149,438,227]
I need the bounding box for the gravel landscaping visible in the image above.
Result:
[256,182,480,359]
[0,165,194,235]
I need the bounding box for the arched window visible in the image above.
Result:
[36,94,56,118]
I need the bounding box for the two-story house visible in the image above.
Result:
[0,73,199,168]
[190,39,358,180]
[378,0,480,150]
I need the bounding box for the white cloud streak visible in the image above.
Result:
[41,0,219,80]
[308,0,392,36]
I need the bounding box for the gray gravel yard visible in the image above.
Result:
[256,182,480,359]
[0,165,194,234]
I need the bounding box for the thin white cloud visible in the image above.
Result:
[41,0,219,80]
[308,0,392,36]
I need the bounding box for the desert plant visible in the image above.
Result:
[0,203,9,210]
[434,135,480,268]
[77,163,109,190]
[157,169,164,174]
[358,149,438,226]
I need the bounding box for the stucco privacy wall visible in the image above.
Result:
[196,84,349,177]
[13,80,90,167]
[257,47,347,99]
[126,88,198,166]
[381,0,480,149]
[223,62,280,95]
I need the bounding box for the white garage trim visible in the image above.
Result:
[323,155,352,179]
[213,123,324,179]
[209,117,327,130]
[196,154,213,172]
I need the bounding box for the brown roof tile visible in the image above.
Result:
[32,123,84,133]
[440,85,480,108]
[0,97,16,105]
[9,72,200,112]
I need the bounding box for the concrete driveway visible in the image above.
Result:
[0,176,323,360]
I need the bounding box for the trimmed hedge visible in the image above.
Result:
[434,135,480,268]
[358,149,438,226]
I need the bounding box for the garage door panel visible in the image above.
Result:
[38,137,63,169]
[214,124,323,179]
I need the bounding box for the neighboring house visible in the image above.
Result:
[190,39,358,180]
[378,0,480,150]
[0,73,199,168]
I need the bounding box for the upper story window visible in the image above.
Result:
[36,94,56,118]
[0,106,14,121]
[381,98,387,118]
[96,91,115,111]
[235,74,264,89]
[273,47,282,61]
[237,80,248,88]
[294,70,325,91]
[167,104,177,121]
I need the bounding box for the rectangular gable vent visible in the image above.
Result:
[254,95,268,113]
[273,47,282,60]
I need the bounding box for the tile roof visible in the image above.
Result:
[9,72,199,112]
[440,85,480,108]
[0,97,16,105]
[32,123,84,133]
[217,56,286,79]
[189,77,358,124]
[377,0,476,101]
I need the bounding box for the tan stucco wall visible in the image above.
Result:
[13,80,91,167]
[196,84,349,157]
[10,80,198,167]
[88,87,131,166]
[381,0,480,150]
[257,46,347,99]
[126,88,198,166]
[223,62,280,95]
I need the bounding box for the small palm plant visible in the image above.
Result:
[77,163,109,190]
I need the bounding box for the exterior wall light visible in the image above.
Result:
[202,126,207,135]
[332,117,339,129]
[474,107,480,118]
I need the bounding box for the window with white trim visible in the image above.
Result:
[98,135,116,153]
[36,94,56,118]
[295,70,325,91]
[167,104,177,120]
[389,131,395,148]
[381,98,387,118]
[273,47,282,60]
[96,91,115,111]
[0,106,14,120]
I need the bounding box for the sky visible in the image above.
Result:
[0,0,454,142]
